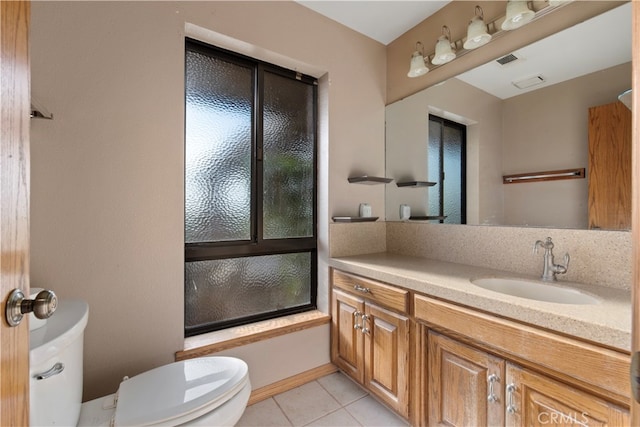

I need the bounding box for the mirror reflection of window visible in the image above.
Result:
[428,115,467,224]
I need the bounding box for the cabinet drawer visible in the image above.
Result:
[332,270,408,313]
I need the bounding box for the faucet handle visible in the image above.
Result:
[563,252,570,268]
[533,237,554,255]
[533,240,544,254]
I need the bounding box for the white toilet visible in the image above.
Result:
[29,298,251,426]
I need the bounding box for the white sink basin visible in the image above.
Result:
[471,277,601,305]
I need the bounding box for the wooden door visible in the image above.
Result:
[631,2,640,425]
[0,0,31,425]
[428,331,505,427]
[506,363,629,426]
[331,289,365,383]
[588,100,632,230]
[363,302,410,418]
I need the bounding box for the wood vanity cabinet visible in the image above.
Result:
[330,270,411,418]
[417,294,630,427]
[428,331,629,426]
[330,269,630,426]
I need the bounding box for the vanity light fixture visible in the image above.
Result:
[407,41,429,78]
[431,26,456,65]
[548,0,572,6]
[501,0,535,31]
[619,89,632,111]
[464,6,492,50]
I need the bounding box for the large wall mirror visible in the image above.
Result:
[385,2,631,230]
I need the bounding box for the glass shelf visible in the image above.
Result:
[409,215,448,221]
[332,216,379,223]
[396,181,436,188]
[348,176,393,185]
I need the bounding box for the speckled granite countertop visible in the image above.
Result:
[329,253,631,351]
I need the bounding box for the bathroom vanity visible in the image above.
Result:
[329,254,631,426]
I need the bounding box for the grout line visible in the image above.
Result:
[270,395,295,427]
[302,406,364,427]
[297,380,343,426]
[342,395,373,427]
[312,375,368,427]
[316,371,371,407]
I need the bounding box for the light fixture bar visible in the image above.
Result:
[409,0,568,77]
[503,168,585,184]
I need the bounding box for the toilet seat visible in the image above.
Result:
[112,357,249,426]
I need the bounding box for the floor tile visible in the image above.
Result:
[317,372,368,406]
[304,408,361,427]
[345,396,409,427]
[236,398,292,427]
[274,381,341,426]
[243,373,406,427]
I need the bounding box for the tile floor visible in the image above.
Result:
[236,372,409,427]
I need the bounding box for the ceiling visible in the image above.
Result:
[295,1,451,45]
[295,1,631,100]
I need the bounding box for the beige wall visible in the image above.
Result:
[30,1,386,400]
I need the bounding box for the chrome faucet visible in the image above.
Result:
[533,237,570,282]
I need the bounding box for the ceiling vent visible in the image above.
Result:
[512,75,546,90]
[496,53,518,65]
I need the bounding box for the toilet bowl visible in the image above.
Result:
[30,299,251,426]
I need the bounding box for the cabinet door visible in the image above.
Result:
[588,100,631,230]
[505,363,629,426]
[331,289,365,382]
[363,303,410,418]
[428,331,505,427]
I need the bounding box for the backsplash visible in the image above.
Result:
[330,222,631,290]
[329,222,387,257]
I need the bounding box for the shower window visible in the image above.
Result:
[184,39,317,336]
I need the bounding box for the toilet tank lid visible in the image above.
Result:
[30,299,89,366]
[113,356,249,426]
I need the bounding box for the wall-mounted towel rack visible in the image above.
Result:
[503,168,585,184]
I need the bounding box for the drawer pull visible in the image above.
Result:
[353,311,362,330]
[353,284,371,293]
[361,314,370,334]
[506,383,517,414]
[487,374,499,403]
